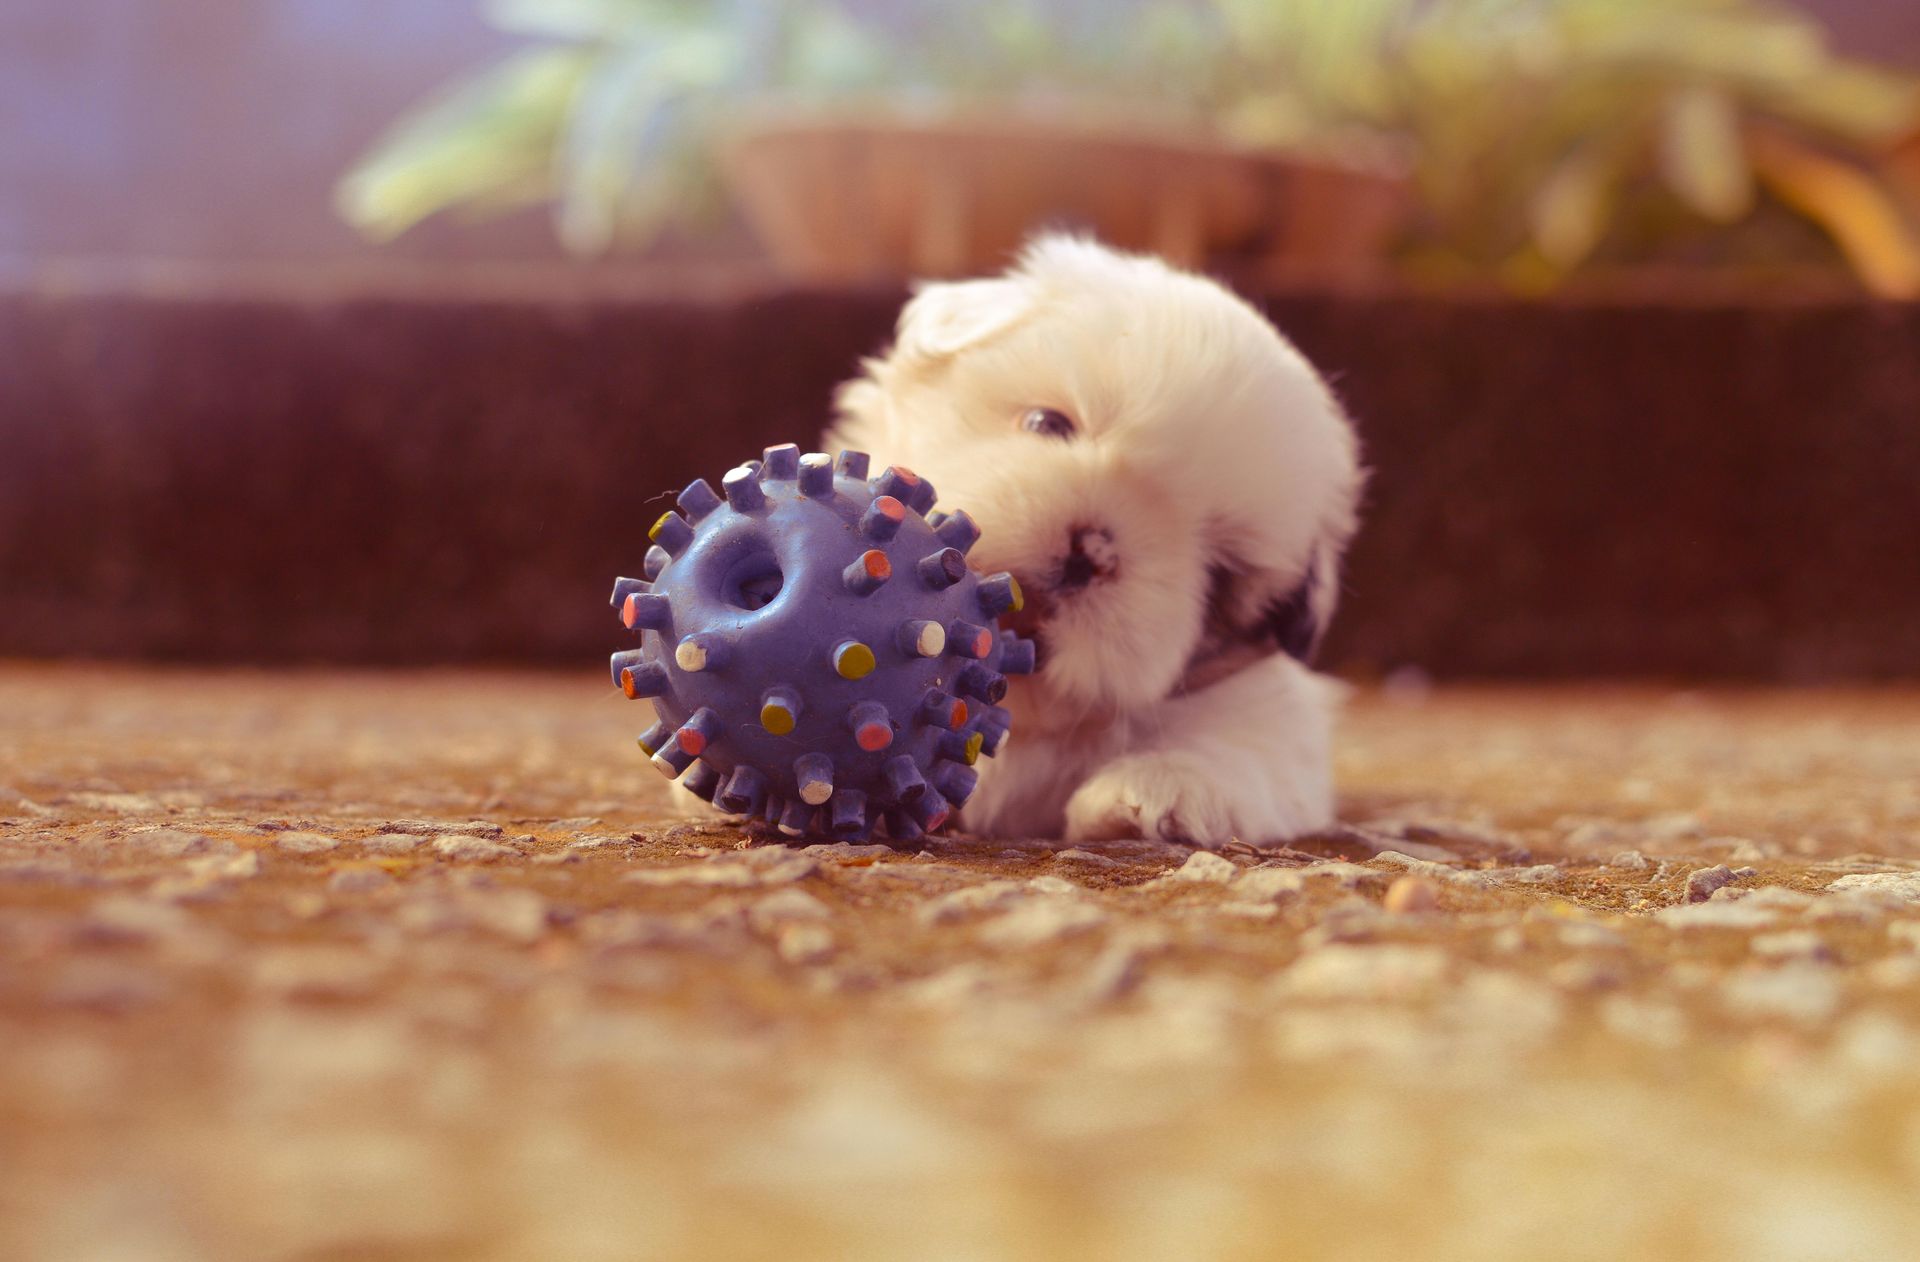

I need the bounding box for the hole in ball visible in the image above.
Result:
[720,549,784,611]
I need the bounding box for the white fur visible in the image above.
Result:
[828,236,1364,847]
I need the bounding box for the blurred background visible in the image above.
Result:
[4,0,1920,679]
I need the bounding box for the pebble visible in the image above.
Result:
[1827,873,1920,902]
[274,831,341,855]
[1749,931,1833,962]
[1382,876,1439,915]
[328,867,394,894]
[1165,851,1238,885]
[382,819,505,838]
[918,881,1026,926]
[622,857,816,887]
[1050,848,1126,870]
[1610,850,1652,870]
[564,834,628,852]
[977,898,1107,948]
[800,843,896,863]
[774,923,836,964]
[1554,920,1626,950]
[362,833,425,855]
[1231,868,1306,902]
[1277,944,1451,1001]
[1685,864,1737,903]
[1457,864,1562,888]
[1720,964,1841,1025]
[79,896,193,943]
[748,888,831,931]
[431,835,519,863]
[125,828,220,856]
[1654,900,1781,930]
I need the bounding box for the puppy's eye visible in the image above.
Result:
[1020,407,1077,440]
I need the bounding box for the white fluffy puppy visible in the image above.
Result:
[828,235,1364,847]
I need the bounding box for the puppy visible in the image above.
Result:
[827,235,1363,847]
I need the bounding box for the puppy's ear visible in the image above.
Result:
[895,277,1035,362]
[1193,528,1350,688]
[1256,534,1345,665]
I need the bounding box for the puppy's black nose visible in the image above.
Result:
[1058,525,1117,592]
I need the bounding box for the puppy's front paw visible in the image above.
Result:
[1064,752,1243,848]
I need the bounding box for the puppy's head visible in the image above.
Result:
[831,235,1362,717]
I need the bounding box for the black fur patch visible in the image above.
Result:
[1261,561,1321,664]
[1177,559,1321,696]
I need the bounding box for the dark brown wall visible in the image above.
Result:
[4,277,1916,681]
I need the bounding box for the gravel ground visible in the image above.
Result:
[5,665,1920,1261]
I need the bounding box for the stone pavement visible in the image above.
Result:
[4,665,1920,1260]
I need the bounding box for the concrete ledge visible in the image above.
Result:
[3,273,1917,678]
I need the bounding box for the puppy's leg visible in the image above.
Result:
[1063,657,1339,848]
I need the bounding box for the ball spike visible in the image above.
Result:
[759,685,802,735]
[636,719,672,756]
[884,809,924,843]
[830,789,871,840]
[955,662,1008,704]
[936,729,985,766]
[643,546,671,580]
[648,511,694,557]
[609,576,648,609]
[832,641,876,680]
[671,708,724,758]
[650,742,696,779]
[722,464,766,512]
[946,619,994,660]
[835,449,871,480]
[794,752,835,806]
[997,631,1037,675]
[904,478,938,515]
[871,465,923,506]
[716,766,767,816]
[777,798,814,838]
[798,452,835,497]
[842,549,892,596]
[622,592,671,632]
[881,754,929,804]
[848,700,894,752]
[933,510,981,555]
[674,632,731,673]
[761,444,801,480]
[611,650,668,698]
[907,788,952,832]
[915,690,966,729]
[676,478,723,522]
[932,761,979,806]
[898,619,946,657]
[977,707,1011,757]
[917,548,967,590]
[860,495,906,542]
[977,572,1023,617]
[682,761,722,803]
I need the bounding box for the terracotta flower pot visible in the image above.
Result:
[719,111,1409,282]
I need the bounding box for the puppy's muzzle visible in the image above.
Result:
[1057,525,1118,593]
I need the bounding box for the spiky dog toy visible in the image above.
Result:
[609,444,1035,843]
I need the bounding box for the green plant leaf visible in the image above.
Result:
[1658,85,1753,222]
[1530,143,1617,268]
[556,24,736,253]
[336,46,589,239]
